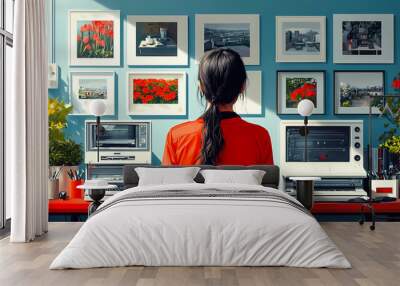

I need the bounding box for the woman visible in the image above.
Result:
[162,48,273,166]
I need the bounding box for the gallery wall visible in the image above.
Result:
[48,0,400,165]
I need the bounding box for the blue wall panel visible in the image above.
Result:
[48,0,400,165]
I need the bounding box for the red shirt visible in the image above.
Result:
[162,115,274,165]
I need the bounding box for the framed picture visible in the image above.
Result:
[276,16,326,62]
[333,14,394,63]
[70,71,115,115]
[195,14,260,65]
[69,10,120,66]
[234,71,262,115]
[126,16,188,66]
[127,71,187,116]
[334,70,385,115]
[277,71,325,115]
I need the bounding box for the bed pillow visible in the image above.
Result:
[135,167,201,186]
[200,169,266,185]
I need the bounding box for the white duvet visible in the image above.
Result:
[50,183,351,269]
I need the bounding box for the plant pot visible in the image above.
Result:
[49,166,79,197]
[69,179,85,199]
[48,179,59,199]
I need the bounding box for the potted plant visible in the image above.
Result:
[48,98,82,198]
[375,73,400,180]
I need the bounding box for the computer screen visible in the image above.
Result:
[286,126,350,162]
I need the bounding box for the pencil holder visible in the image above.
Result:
[48,179,59,199]
[69,179,85,199]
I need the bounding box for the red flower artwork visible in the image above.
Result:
[77,20,114,58]
[290,82,317,101]
[133,79,179,104]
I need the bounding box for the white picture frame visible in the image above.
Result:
[277,71,325,115]
[234,71,262,115]
[126,15,188,66]
[333,14,394,64]
[195,14,260,65]
[276,16,326,63]
[127,71,187,116]
[69,10,121,66]
[69,71,115,115]
[334,70,384,115]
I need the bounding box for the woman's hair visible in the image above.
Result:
[198,48,247,165]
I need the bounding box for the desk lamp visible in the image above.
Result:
[291,99,318,210]
[297,99,315,162]
[90,101,106,162]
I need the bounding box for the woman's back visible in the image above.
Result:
[162,48,274,166]
[162,112,273,165]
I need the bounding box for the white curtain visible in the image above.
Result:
[7,0,48,242]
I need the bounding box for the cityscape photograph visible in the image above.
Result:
[204,23,250,57]
[284,23,321,55]
[338,74,384,108]
[78,78,108,99]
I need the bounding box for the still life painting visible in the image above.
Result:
[127,16,188,66]
[69,10,120,66]
[135,22,178,57]
[277,71,325,114]
[128,71,186,116]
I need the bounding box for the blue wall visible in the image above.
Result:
[48,0,400,165]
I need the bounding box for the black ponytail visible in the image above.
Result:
[198,48,247,165]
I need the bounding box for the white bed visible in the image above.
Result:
[50,183,351,269]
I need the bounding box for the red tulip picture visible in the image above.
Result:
[77,20,114,58]
[133,78,178,104]
[286,77,317,108]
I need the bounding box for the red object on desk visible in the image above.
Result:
[49,199,90,214]
[69,179,85,199]
[48,198,400,215]
[312,200,400,214]
[376,187,393,194]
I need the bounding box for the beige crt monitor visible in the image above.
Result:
[85,120,152,165]
[280,120,367,178]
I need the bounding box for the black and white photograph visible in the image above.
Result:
[196,14,260,65]
[276,16,326,62]
[342,21,382,56]
[333,14,393,63]
[204,23,250,57]
[334,71,385,114]
[127,16,188,66]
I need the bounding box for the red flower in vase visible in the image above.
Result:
[392,79,400,90]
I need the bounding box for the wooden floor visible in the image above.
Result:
[0,223,399,286]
